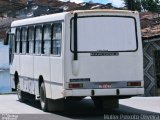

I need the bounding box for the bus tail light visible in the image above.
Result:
[69,83,83,88]
[127,82,141,87]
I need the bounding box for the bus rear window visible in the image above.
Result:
[72,16,138,52]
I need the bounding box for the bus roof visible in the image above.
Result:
[72,9,137,14]
[11,9,137,27]
[11,12,68,27]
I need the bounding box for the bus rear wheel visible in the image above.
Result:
[92,97,103,109]
[40,82,64,112]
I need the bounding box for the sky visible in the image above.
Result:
[59,0,125,7]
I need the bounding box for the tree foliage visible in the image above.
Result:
[124,0,160,12]
[141,0,159,12]
[124,0,141,11]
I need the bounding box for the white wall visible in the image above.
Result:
[0,42,9,69]
[0,42,10,93]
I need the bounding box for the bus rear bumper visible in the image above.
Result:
[64,88,144,97]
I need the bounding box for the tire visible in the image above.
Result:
[40,82,48,112]
[17,82,28,102]
[40,82,64,112]
[92,97,103,109]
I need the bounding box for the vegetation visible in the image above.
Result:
[124,0,160,12]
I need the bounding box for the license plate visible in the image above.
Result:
[99,83,111,89]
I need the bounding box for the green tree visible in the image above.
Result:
[134,0,141,11]
[124,0,160,12]
[141,0,160,12]
[124,0,141,11]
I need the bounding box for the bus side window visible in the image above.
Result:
[51,23,62,56]
[9,34,15,54]
[28,27,34,54]
[15,28,21,53]
[21,27,27,54]
[35,26,42,54]
[43,24,51,55]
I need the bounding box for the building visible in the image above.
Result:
[143,35,160,96]
[141,12,160,96]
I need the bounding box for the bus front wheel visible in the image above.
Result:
[17,82,28,102]
[40,82,48,112]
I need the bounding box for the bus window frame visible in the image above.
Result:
[28,26,35,54]
[21,27,28,55]
[11,20,63,57]
[42,24,52,56]
[15,27,21,54]
[8,33,15,64]
[34,25,43,55]
[51,22,62,57]
[70,15,139,53]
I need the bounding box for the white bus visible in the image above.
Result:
[6,10,144,111]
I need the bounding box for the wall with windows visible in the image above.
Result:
[0,42,9,69]
[0,42,10,93]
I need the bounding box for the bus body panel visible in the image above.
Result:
[33,56,51,98]
[64,88,144,97]
[50,21,65,99]
[10,12,67,99]
[10,55,20,89]
[65,53,143,82]
[64,11,144,97]
[19,55,34,94]
[50,57,64,99]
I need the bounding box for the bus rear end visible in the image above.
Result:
[64,10,144,109]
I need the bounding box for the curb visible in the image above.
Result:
[0,92,17,95]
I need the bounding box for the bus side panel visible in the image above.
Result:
[64,13,144,97]
[50,57,64,99]
[64,14,72,88]
[33,56,52,99]
[19,55,34,94]
[10,54,20,89]
[50,21,65,100]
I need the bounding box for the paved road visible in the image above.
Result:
[0,94,160,120]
